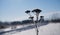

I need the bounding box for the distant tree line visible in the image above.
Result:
[51,18,60,23]
[0,22,9,29]
[0,20,34,29]
[0,18,45,29]
[50,13,60,23]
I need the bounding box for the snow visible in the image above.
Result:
[4,29,36,35]
[0,23,60,35]
[39,23,60,35]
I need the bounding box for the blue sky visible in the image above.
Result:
[0,0,60,22]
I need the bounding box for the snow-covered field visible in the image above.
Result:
[0,23,60,35]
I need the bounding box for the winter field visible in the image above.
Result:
[0,22,60,35]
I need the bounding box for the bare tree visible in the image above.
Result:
[32,9,42,35]
[25,10,31,17]
[25,9,42,35]
[29,16,34,21]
